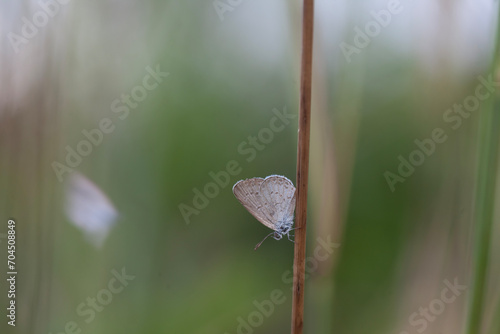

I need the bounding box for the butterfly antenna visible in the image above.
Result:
[254,232,275,251]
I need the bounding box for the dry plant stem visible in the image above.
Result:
[291,0,314,333]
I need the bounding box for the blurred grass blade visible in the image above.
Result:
[465,6,500,334]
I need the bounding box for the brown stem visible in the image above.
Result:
[291,0,314,333]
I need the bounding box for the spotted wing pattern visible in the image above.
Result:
[233,175,296,231]
[232,177,275,230]
[259,175,296,225]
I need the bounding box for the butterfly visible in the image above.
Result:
[232,175,296,250]
[65,173,118,248]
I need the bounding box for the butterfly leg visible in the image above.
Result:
[287,226,303,242]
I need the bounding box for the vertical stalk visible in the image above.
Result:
[465,6,500,334]
[291,0,314,333]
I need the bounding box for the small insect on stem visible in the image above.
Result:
[232,175,296,250]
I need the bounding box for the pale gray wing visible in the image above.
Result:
[232,178,275,230]
[286,189,296,219]
[259,175,296,225]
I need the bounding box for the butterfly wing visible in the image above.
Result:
[232,178,275,230]
[286,188,296,220]
[259,175,296,226]
[65,173,118,248]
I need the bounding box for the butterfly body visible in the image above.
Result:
[232,175,296,249]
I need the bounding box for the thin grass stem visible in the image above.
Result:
[291,0,314,333]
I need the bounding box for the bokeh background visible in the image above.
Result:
[1,1,500,333]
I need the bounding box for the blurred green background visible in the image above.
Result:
[1,1,500,334]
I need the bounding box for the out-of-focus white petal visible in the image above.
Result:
[65,173,118,248]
